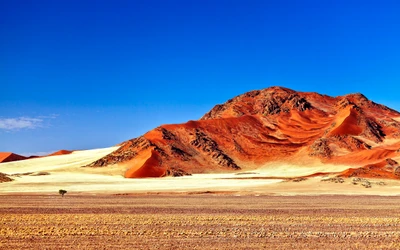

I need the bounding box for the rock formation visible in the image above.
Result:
[85,86,400,178]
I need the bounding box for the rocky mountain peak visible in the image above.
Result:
[201,86,313,120]
[84,86,400,179]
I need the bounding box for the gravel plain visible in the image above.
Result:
[1,194,400,249]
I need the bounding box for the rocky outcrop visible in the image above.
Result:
[394,166,400,177]
[190,129,240,170]
[339,158,400,179]
[0,173,13,183]
[162,168,191,177]
[160,127,177,141]
[85,136,151,167]
[84,86,400,178]
[202,87,313,119]
[85,127,240,176]
[309,139,333,158]
[334,136,371,151]
[360,119,386,143]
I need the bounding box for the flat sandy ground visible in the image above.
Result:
[1,194,400,249]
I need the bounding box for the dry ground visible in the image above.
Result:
[1,194,400,249]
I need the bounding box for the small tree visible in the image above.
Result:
[59,189,67,197]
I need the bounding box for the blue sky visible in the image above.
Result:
[1,0,400,155]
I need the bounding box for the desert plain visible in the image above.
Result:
[1,148,400,249]
[1,195,400,249]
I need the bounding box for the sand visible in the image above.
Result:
[0,147,119,175]
[2,195,400,249]
[1,146,400,195]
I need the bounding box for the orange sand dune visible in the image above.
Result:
[0,152,27,163]
[332,144,400,166]
[328,106,363,137]
[339,158,400,179]
[73,87,400,178]
[0,149,74,164]
[124,150,165,178]
[48,150,73,156]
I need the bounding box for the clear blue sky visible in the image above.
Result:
[1,0,400,155]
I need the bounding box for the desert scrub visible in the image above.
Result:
[321,177,344,183]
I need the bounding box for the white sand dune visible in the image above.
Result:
[0,147,119,174]
[1,146,400,195]
[0,147,281,193]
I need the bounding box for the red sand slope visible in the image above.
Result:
[339,158,400,179]
[0,153,27,163]
[86,86,400,179]
[49,150,73,156]
[0,150,74,164]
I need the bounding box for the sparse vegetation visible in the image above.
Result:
[351,178,387,188]
[352,178,372,188]
[235,172,259,175]
[30,172,50,176]
[0,173,13,183]
[59,189,67,197]
[291,177,307,182]
[321,177,344,183]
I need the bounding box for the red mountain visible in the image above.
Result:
[0,150,73,164]
[48,150,73,156]
[0,152,28,163]
[86,87,400,179]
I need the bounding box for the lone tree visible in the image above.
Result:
[59,189,67,197]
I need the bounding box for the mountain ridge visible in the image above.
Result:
[85,86,400,179]
[0,150,73,163]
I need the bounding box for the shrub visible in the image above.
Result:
[59,189,67,197]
